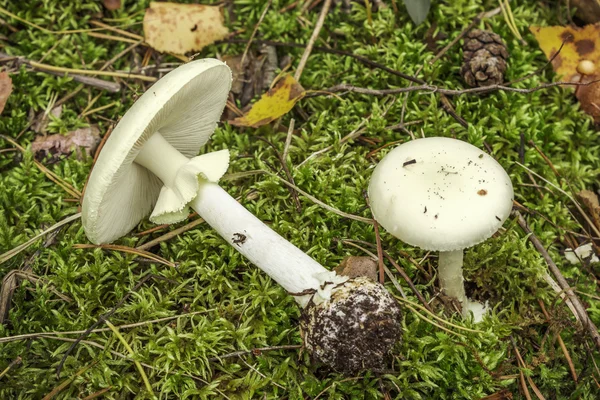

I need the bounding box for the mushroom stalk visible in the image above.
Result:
[438,250,467,306]
[190,181,327,306]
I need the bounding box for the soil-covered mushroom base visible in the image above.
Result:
[300,277,402,373]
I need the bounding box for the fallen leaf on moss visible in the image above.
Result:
[334,256,378,281]
[0,71,12,115]
[143,2,229,55]
[32,126,101,163]
[31,105,63,134]
[229,75,305,128]
[576,82,600,122]
[577,189,600,230]
[530,24,600,82]
[530,24,600,121]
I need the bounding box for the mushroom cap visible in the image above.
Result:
[368,137,514,252]
[82,59,232,244]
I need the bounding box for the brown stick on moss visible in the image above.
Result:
[515,211,600,351]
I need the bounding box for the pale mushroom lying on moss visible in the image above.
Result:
[82,59,402,373]
[369,137,514,321]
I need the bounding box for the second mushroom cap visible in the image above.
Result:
[368,137,514,252]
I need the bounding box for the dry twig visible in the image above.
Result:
[209,345,302,361]
[515,212,600,352]
[221,38,422,84]
[0,53,121,92]
[294,0,332,81]
[55,273,154,377]
[318,80,600,97]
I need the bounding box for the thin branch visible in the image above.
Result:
[241,0,272,68]
[0,213,81,265]
[0,310,215,344]
[318,80,600,97]
[105,320,154,396]
[220,38,423,84]
[0,53,121,92]
[282,119,295,165]
[294,0,332,81]
[515,211,600,352]
[208,345,301,361]
[55,273,154,377]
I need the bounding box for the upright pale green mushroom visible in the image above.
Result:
[82,59,402,373]
[368,137,514,321]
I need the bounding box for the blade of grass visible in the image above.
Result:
[73,244,176,268]
[105,320,154,396]
[42,362,96,400]
[29,60,157,82]
[0,213,81,265]
[0,135,82,198]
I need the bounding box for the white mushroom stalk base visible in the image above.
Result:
[438,250,486,322]
[134,133,403,372]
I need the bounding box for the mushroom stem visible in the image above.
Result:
[438,250,467,306]
[134,133,339,307]
[190,181,329,307]
[135,132,188,188]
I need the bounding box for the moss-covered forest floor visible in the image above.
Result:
[1,0,600,398]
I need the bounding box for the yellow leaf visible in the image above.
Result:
[143,2,229,55]
[230,75,305,128]
[530,24,600,81]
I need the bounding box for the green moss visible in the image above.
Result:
[1,0,600,398]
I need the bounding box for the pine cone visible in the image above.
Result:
[460,29,509,87]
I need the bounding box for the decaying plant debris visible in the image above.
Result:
[1,0,600,399]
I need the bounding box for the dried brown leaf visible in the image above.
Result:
[578,189,600,231]
[0,271,18,324]
[102,0,121,11]
[572,0,600,24]
[32,105,63,134]
[31,126,101,162]
[222,45,278,108]
[480,390,513,400]
[0,71,12,115]
[143,2,229,55]
[334,256,378,281]
[221,54,249,95]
